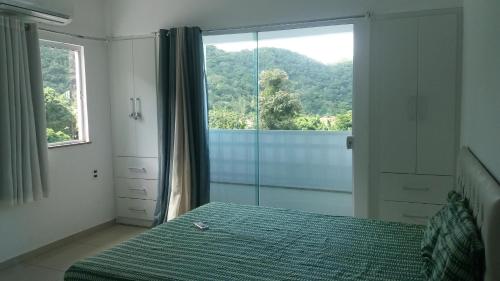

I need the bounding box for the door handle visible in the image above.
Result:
[134,98,142,120]
[346,136,354,150]
[129,98,136,119]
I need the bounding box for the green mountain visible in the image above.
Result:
[205,45,353,116]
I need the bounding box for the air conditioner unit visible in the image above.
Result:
[0,1,71,25]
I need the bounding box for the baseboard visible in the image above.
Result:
[116,217,153,227]
[0,219,116,270]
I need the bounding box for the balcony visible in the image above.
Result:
[209,129,353,216]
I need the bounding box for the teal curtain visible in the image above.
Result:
[154,27,210,224]
[0,16,49,206]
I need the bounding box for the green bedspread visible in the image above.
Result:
[65,202,426,281]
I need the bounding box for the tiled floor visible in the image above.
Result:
[0,224,147,281]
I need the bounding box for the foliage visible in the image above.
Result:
[294,115,325,131]
[205,45,353,131]
[259,69,302,130]
[40,45,75,94]
[40,44,79,143]
[333,110,352,131]
[46,128,71,143]
[44,87,77,140]
[205,46,353,116]
[209,107,249,129]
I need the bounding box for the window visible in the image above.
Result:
[40,40,88,147]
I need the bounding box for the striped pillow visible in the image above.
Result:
[422,191,485,281]
[421,192,462,264]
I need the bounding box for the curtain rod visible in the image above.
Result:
[202,13,370,35]
[39,27,107,41]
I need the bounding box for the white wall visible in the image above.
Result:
[461,0,500,180]
[105,0,462,37]
[0,0,113,263]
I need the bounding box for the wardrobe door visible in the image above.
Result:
[417,14,458,175]
[372,18,418,173]
[109,40,137,157]
[133,38,159,158]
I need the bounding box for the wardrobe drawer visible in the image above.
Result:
[116,198,156,220]
[380,173,454,204]
[379,201,443,225]
[115,178,158,200]
[114,157,159,179]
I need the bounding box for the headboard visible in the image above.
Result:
[456,147,500,281]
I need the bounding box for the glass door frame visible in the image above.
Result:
[203,18,371,218]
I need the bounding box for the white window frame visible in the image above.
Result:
[40,39,90,148]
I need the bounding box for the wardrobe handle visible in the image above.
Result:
[128,167,146,173]
[128,208,147,213]
[134,98,142,120]
[402,214,429,220]
[129,98,136,119]
[402,186,430,192]
[128,188,147,193]
[408,96,417,121]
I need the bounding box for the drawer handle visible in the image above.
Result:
[128,188,147,194]
[402,214,429,220]
[128,167,146,173]
[128,207,147,213]
[402,186,430,192]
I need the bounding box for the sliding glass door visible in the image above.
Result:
[204,33,259,205]
[204,24,354,216]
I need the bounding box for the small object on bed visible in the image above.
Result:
[193,221,209,231]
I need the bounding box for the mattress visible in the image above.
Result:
[65,202,426,281]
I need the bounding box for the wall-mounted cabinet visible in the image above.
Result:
[109,38,158,158]
[371,10,461,224]
[109,38,159,226]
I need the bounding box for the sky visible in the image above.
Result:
[206,26,354,65]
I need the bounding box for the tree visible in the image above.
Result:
[209,108,248,129]
[205,46,353,117]
[40,45,76,94]
[259,69,302,130]
[46,128,71,143]
[294,115,324,130]
[44,87,77,140]
[333,110,352,131]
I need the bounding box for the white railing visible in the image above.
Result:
[209,129,353,192]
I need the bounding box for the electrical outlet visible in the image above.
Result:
[92,169,99,179]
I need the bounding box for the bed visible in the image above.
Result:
[65,147,500,281]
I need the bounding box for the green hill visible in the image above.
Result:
[205,45,353,116]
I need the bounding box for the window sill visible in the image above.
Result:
[48,140,92,149]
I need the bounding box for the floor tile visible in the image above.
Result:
[0,263,64,281]
[77,224,147,249]
[2,224,148,280]
[24,243,101,271]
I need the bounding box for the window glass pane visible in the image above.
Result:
[40,41,84,144]
[258,25,354,216]
[204,33,259,205]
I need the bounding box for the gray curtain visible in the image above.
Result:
[0,16,49,206]
[154,27,210,224]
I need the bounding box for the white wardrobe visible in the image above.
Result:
[370,9,461,224]
[109,37,159,226]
